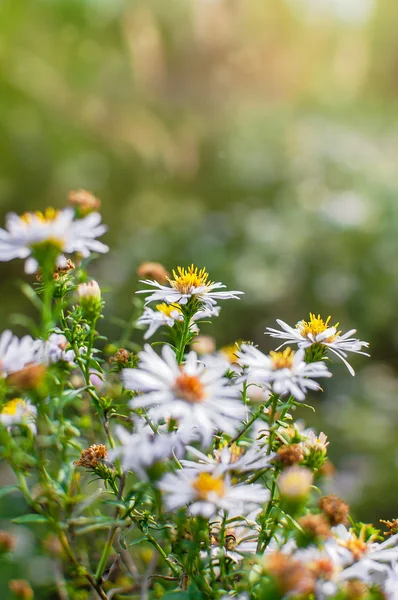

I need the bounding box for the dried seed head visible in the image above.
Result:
[74,444,108,469]
[137,261,170,284]
[319,495,350,526]
[298,514,332,540]
[109,348,131,365]
[277,443,304,466]
[0,531,16,553]
[68,189,101,213]
[8,580,34,600]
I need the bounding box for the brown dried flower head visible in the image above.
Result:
[136,261,170,284]
[298,514,332,540]
[0,530,16,553]
[109,348,131,365]
[7,364,46,390]
[9,580,34,600]
[68,189,101,214]
[36,259,75,282]
[277,443,304,466]
[74,444,108,469]
[319,495,350,526]
[264,551,315,595]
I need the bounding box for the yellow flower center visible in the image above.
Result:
[270,347,295,369]
[20,208,59,224]
[1,398,25,416]
[192,472,225,500]
[168,265,213,295]
[296,313,340,342]
[174,372,205,403]
[214,442,244,464]
[156,303,182,318]
[220,342,241,364]
[338,526,378,561]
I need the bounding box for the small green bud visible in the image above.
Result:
[77,280,102,321]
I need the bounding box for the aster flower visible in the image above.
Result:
[0,208,108,273]
[181,441,274,475]
[0,399,37,434]
[122,344,246,445]
[137,265,243,311]
[266,314,369,376]
[137,303,221,340]
[159,468,269,518]
[209,511,260,562]
[329,525,398,581]
[43,333,75,365]
[109,422,183,480]
[237,345,331,401]
[0,330,43,378]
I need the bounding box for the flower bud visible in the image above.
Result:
[77,281,102,321]
[190,335,216,355]
[278,466,313,505]
[136,261,170,284]
[68,189,101,215]
[9,580,34,600]
[0,531,16,554]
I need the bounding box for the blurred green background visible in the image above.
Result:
[1,0,398,596]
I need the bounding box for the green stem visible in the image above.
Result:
[176,313,191,364]
[229,404,265,445]
[146,533,181,577]
[95,476,126,583]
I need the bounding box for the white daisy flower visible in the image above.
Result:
[137,303,220,340]
[109,422,182,480]
[266,314,369,376]
[237,344,331,401]
[122,344,246,446]
[0,330,43,378]
[328,525,398,582]
[159,468,269,518]
[181,441,274,474]
[0,398,37,434]
[383,563,398,600]
[209,510,260,563]
[137,265,243,311]
[0,207,108,273]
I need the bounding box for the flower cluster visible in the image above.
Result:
[2,198,397,600]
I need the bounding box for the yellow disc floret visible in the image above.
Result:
[20,208,59,224]
[220,342,241,364]
[270,347,295,370]
[1,398,26,416]
[174,372,205,403]
[192,472,225,500]
[168,265,213,294]
[296,313,340,342]
[156,303,182,318]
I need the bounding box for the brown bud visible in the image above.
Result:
[74,444,108,469]
[68,189,101,214]
[9,580,33,600]
[277,443,304,466]
[7,364,46,390]
[0,531,16,553]
[298,514,331,540]
[190,335,216,355]
[319,495,349,526]
[136,261,170,284]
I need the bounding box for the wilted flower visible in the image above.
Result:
[319,495,350,526]
[0,207,108,273]
[136,261,170,284]
[74,444,108,469]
